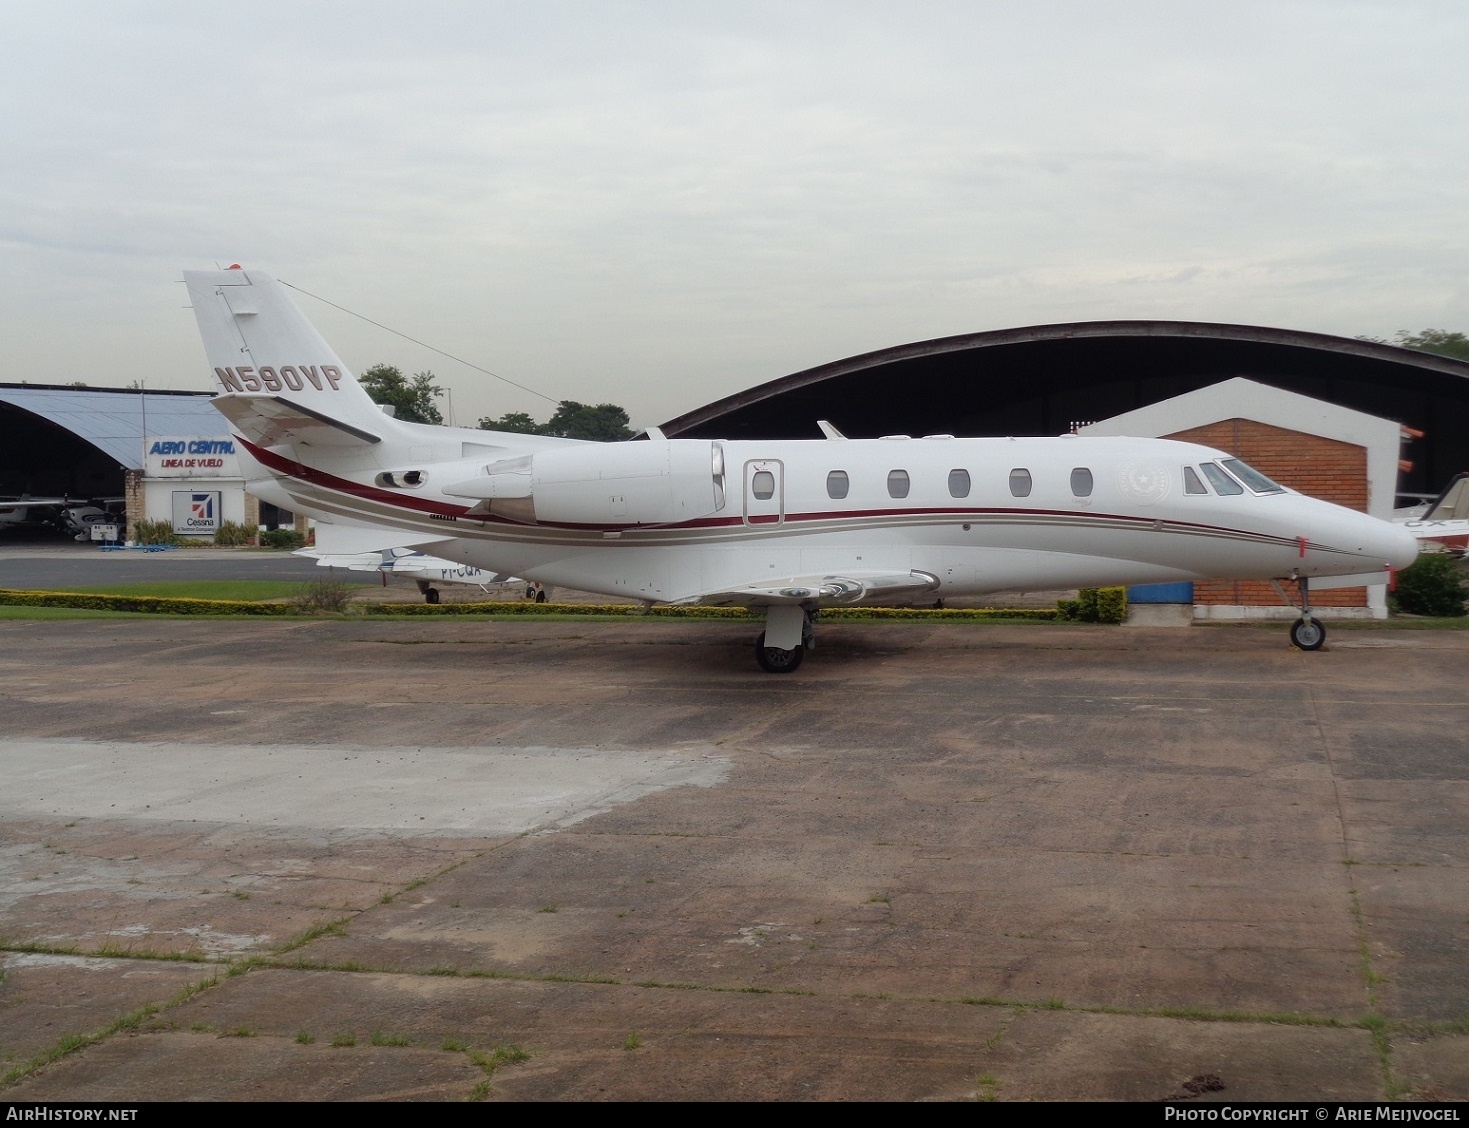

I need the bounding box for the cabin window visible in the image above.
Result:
[751,470,776,500]
[826,470,850,499]
[1200,462,1244,495]
[1221,458,1286,494]
[1008,468,1032,498]
[948,469,971,498]
[1184,466,1208,494]
[887,469,910,499]
[1070,467,1093,497]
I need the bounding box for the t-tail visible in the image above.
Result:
[183,267,400,450]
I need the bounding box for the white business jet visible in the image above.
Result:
[184,268,1420,671]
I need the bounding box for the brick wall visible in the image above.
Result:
[1166,419,1369,608]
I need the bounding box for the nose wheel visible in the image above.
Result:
[1289,616,1325,650]
[1285,575,1326,650]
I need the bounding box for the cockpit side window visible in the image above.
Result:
[1221,458,1286,494]
[1200,462,1244,495]
[1183,466,1208,495]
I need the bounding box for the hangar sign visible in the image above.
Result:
[173,491,222,535]
[147,437,240,478]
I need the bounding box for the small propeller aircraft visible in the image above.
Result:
[184,268,1421,670]
[1397,471,1469,554]
[0,495,69,532]
[294,544,523,603]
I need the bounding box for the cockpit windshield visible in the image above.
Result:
[1199,462,1243,495]
[1220,459,1286,494]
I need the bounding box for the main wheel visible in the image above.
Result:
[755,632,804,673]
[1290,616,1326,650]
[424,587,440,605]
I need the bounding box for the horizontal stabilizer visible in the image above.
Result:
[212,394,381,449]
[1402,519,1469,540]
[677,570,941,608]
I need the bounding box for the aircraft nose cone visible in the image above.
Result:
[1349,512,1421,570]
[1385,522,1422,570]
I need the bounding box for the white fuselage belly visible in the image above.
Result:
[245,431,1415,604]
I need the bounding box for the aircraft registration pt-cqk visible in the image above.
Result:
[185,268,1420,672]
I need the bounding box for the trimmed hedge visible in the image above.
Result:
[259,528,307,549]
[0,590,293,615]
[1055,586,1128,624]
[0,589,1058,621]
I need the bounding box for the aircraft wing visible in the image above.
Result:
[211,393,382,449]
[674,569,940,608]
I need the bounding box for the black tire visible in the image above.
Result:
[535,589,548,603]
[755,632,804,673]
[424,587,440,605]
[1290,617,1326,650]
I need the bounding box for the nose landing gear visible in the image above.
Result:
[1283,575,1326,651]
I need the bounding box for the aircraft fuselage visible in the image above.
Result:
[239,429,1417,605]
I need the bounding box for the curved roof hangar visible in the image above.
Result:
[660,321,1469,496]
[0,385,224,498]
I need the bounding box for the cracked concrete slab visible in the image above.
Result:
[2,616,1466,1100]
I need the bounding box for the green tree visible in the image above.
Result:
[477,411,544,434]
[544,401,633,442]
[359,364,444,425]
[477,401,634,442]
[1364,330,1469,362]
[1391,552,1468,617]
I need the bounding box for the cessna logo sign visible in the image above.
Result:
[172,490,222,534]
[214,365,344,393]
[146,437,240,478]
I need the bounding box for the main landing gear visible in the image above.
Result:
[755,605,816,673]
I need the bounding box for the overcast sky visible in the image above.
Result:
[2,1,1465,429]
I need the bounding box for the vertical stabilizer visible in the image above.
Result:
[184,268,393,442]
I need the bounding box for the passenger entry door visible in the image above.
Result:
[744,460,784,525]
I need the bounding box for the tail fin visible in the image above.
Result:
[184,268,394,448]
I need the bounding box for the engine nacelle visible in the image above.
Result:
[445,440,724,528]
